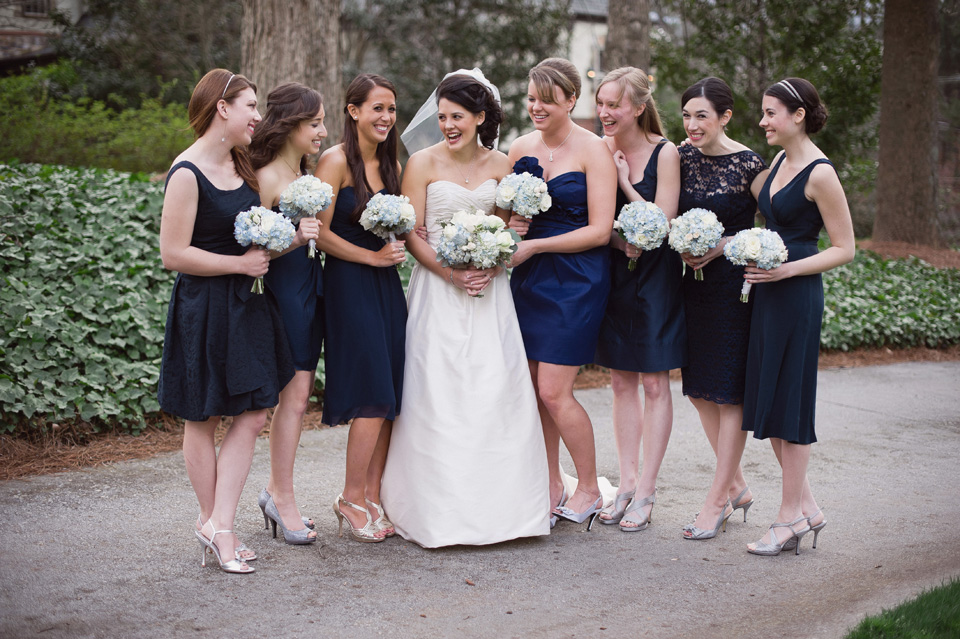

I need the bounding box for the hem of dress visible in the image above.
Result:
[321,404,398,427]
[681,389,743,405]
[398,528,550,549]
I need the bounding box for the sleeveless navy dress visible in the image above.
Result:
[321,187,406,426]
[158,161,295,421]
[595,141,687,372]
[678,146,766,404]
[742,156,833,444]
[510,156,611,366]
[263,201,324,371]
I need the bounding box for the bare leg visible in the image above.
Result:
[537,362,600,513]
[621,371,673,526]
[608,369,642,495]
[365,419,393,504]
[184,416,220,522]
[689,397,750,503]
[530,360,564,510]
[266,370,314,533]
[340,416,387,537]
[770,438,822,525]
[685,402,747,535]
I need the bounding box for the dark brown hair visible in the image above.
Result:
[436,74,503,150]
[681,77,734,117]
[188,68,259,191]
[764,77,829,134]
[342,73,401,221]
[249,82,324,172]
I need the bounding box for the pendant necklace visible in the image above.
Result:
[281,154,302,178]
[540,123,575,162]
[452,147,478,184]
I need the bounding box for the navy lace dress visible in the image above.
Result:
[510,156,611,366]
[158,161,295,421]
[595,141,687,372]
[678,146,765,404]
[263,202,324,371]
[321,187,406,426]
[742,156,833,444]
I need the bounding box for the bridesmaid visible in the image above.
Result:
[313,73,406,543]
[676,77,769,541]
[507,58,617,528]
[159,69,298,573]
[742,78,853,555]
[593,67,685,531]
[249,82,326,545]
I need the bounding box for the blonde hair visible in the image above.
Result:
[597,66,664,140]
[529,57,581,106]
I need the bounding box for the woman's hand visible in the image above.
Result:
[294,216,321,248]
[507,239,538,269]
[450,267,490,296]
[623,242,642,259]
[681,240,726,272]
[372,240,407,268]
[238,246,271,278]
[508,214,530,237]
[414,225,428,242]
[613,150,632,190]
[744,262,793,284]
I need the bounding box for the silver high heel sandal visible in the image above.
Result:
[554,494,603,530]
[258,488,314,530]
[619,491,655,532]
[197,515,256,562]
[264,494,317,544]
[333,494,384,543]
[730,486,754,523]
[783,509,826,551]
[365,499,396,537]
[549,487,568,529]
[683,500,733,540]
[599,489,636,525]
[196,521,254,574]
[747,516,811,556]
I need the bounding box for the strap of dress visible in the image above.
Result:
[165,160,205,191]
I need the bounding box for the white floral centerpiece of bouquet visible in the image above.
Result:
[234,206,297,293]
[495,172,552,220]
[614,200,669,271]
[723,227,789,302]
[278,175,334,258]
[667,208,725,281]
[359,192,417,242]
[435,209,519,297]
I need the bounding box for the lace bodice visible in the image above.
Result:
[424,179,498,250]
[678,146,766,235]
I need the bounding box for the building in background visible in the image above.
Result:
[0,1,84,74]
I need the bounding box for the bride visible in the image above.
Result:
[380,70,550,547]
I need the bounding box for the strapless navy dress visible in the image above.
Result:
[158,161,295,421]
[263,203,324,371]
[678,146,766,404]
[595,141,687,372]
[321,187,406,426]
[743,156,833,445]
[510,157,611,366]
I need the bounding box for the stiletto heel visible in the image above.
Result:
[730,486,754,523]
[683,500,732,540]
[619,491,655,532]
[197,514,256,562]
[333,494,385,543]
[196,521,254,574]
[262,493,316,545]
[365,499,396,537]
[549,487,568,529]
[747,516,811,556]
[599,489,635,525]
[554,494,603,530]
[784,509,826,551]
[258,488,314,530]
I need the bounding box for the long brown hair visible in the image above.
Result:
[342,73,401,221]
[249,82,324,172]
[188,68,259,191]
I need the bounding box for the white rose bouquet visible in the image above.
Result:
[667,208,725,281]
[614,200,669,271]
[435,209,519,297]
[723,227,789,302]
[278,175,334,258]
[495,172,552,220]
[234,205,297,293]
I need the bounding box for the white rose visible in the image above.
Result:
[540,194,552,211]
[499,185,517,202]
[260,214,275,232]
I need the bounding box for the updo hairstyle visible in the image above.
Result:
[764,77,829,134]
[681,76,735,117]
[436,74,503,150]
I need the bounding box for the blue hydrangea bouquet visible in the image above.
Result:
[234,206,297,293]
[495,172,552,220]
[435,210,519,297]
[667,208,725,281]
[614,200,669,271]
[278,175,334,258]
[723,227,789,302]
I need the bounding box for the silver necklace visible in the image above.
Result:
[451,148,478,184]
[540,124,575,162]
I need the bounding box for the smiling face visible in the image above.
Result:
[290,104,327,155]
[596,81,643,138]
[349,85,397,146]
[681,96,729,149]
[526,79,575,132]
[759,95,803,147]
[222,87,261,145]
[437,97,484,151]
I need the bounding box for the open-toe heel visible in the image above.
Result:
[554,494,603,530]
[747,516,811,556]
[599,490,635,526]
[730,486,754,523]
[683,500,732,540]
[196,521,254,574]
[619,491,655,532]
[333,494,385,543]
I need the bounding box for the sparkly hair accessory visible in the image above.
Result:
[778,80,803,104]
[221,73,236,99]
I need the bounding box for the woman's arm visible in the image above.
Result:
[159,168,268,278]
[257,165,320,258]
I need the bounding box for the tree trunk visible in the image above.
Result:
[241,0,342,148]
[873,0,940,245]
[604,0,651,72]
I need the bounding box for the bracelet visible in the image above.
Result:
[448,269,455,285]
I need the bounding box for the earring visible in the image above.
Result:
[221,119,227,143]
[353,116,358,121]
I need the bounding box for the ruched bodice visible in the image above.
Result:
[423,179,498,250]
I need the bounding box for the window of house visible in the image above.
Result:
[21,1,54,18]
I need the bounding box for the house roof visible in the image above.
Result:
[570,0,608,18]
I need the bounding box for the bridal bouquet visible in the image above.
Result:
[435,210,519,297]
[359,193,417,242]
[234,206,297,293]
[278,175,334,258]
[614,200,669,271]
[495,172,552,219]
[723,227,789,302]
[667,208,725,281]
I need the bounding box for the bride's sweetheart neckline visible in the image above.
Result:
[428,178,498,193]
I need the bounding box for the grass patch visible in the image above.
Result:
[845,577,960,638]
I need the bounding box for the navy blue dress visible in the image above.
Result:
[678,146,766,404]
[595,141,687,372]
[510,157,611,366]
[264,202,324,371]
[321,187,406,426]
[743,156,833,444]
[158,161,295,421]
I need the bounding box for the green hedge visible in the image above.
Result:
[0,62,192,174]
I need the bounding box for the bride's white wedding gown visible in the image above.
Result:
[380,179,550,547]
